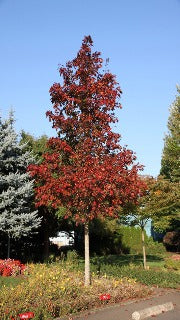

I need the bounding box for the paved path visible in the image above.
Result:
[61,289,180,320]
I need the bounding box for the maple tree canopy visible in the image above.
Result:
[29,36,145,224]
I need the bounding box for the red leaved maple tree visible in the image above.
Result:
[29,36,144,285]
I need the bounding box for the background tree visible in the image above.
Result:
[150,178,180,252]
[20,131,61,261]
[29,36,144,285]
[20,131,48,161]
[123,174,179,266]
[149,177,179,232]
[119,176,154,269]
[160,86,180,249]
[0,112,41,258]
[160,86,180,182]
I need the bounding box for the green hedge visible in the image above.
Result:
[118,226,148,254]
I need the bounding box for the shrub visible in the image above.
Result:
[146,237,166,256]
[163,231,180,252]
[118,226,148,254]
[66,250,79,263]
[0,259,26,277]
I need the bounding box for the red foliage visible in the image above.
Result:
[0,259,26,277]
[28,36,145,224]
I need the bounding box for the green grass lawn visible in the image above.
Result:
[89,253,180,288]
[0,275,24,289]
[64,252,180,288]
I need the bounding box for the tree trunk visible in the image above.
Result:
[84,222,90,286]
[43,229,50,261]
[141,227,147,269]
[7,235,10,259]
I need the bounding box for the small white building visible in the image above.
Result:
[49,231,74,247]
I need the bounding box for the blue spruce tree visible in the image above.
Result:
[0,112,41,258]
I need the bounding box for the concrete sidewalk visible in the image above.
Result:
[64,289,180,320]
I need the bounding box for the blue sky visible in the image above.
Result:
[0,0,179,177]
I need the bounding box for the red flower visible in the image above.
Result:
[2,267,12,277]
[18,312,34,319]
[99,293,111,301]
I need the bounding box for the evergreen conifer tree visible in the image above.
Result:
[159,86,180,247]
[0,112,41,257]
[160,86,180,181]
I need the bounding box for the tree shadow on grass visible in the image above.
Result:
[91,254,164,267]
